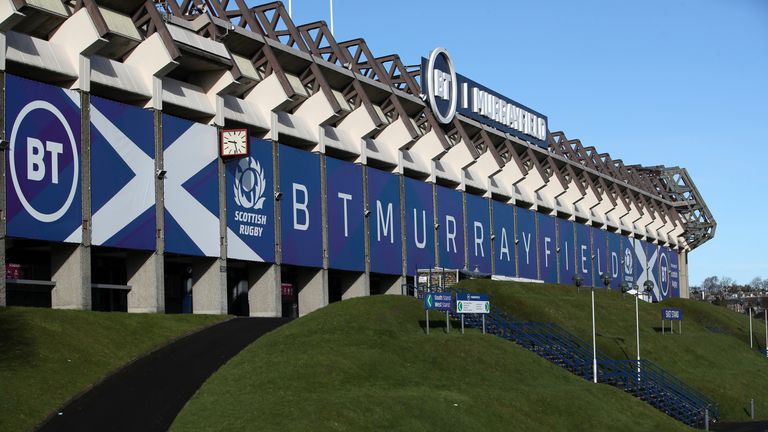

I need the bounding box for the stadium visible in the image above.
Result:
[0,0,715,319]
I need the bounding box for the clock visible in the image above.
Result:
[220,128,249,157]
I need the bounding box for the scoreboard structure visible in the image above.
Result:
[0,0,714,317]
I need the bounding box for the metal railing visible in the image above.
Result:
[426,287,719,428]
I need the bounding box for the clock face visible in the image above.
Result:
[221,129,249,157]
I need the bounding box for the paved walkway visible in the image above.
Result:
[38,317,290,432]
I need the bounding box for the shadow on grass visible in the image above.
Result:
[0,309,34,366]
[418,319,464,334]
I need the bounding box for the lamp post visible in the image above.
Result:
[741,299,754,349]
[574,274,597,383]
[602,273,611,291]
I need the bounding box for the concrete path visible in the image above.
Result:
[38,317,290,432]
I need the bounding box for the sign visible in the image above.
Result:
[367,167,402,275]
[421,49,548,148]
[456,293,490,314]
[515,206,537,280]
[538,213,557,283]
[492,200,515,277]
[90,96,155,251]
[424,292,452,311]
[326,157,365,271]
[436,185,464,269]
[6,75,82,243]
[405,177,434,274]
[163,114,219,257]
[226,138,275,262]
[279,145,322,267]
[662,308,683,321]
[466,193,491,273]
[557,218,575,285]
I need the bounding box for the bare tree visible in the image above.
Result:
[701,276,721,292]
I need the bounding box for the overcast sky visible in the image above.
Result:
[274,0,768,285]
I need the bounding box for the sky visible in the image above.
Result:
[274,0,768,286]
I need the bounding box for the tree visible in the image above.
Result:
[701,276,721,292]
[750,277,763,290]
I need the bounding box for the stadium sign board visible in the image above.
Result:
[421,48,548,148]
[424,292,453,311]
[662,308,683,321]
[456,293,490,314]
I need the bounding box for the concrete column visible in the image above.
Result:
[680,251,689,298]
[341,272,369,300]
[384,275,405,295]
[0,72,6,307]
[126,252,164,313]
[192,258,227,315]
[298,268,328,317]
[51,244,91,310]
[248,263,282,317]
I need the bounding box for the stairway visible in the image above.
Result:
[445,290,719,429]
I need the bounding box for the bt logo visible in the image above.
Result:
[9,100,78,223]
[425,47,457,124]
[659,253,670,296]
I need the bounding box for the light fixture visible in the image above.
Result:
[274,191,283,200]
[364,209,371,217]
[156,169,167,179]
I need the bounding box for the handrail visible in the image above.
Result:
[436,287,720,427]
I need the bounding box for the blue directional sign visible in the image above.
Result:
[424,292,452,311]
[662,308,683,321]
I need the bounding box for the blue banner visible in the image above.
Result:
[466,194,491,273]
[575,223,593,287]
[226,138,275,263]
[591,227,608,286]
[670,249,681,298]
[643,241,661,300]
[404,177,434,274]
[516,207,538,280]
[537,213,557,283]
[163,114,219,257]
[279,145,322,267]
[621,235,636,285]
[326,157,364,271]
[492,201,515,277]
[367,167,402,275]
[607,231,622,289]
[558,218,575,285]
[436,185,464,270]
[657,246,673,298]
[6,75,82,242]
[90,96,155,251]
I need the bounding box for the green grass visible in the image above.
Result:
[456,279,768,421]
[172,295,693,432]
[0,307,227,431]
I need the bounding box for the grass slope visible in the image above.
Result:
[457,280,768,421]
[172,296,691,432]
[0,307,226,431]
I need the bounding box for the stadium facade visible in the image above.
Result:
[0,0,715,317]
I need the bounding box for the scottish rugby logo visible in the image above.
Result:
[233,157,266,210]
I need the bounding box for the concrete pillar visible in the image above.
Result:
[247,263,282,317]
[126,252,164,313]
[298,268,328,317]
[192,258,227,314]
[0,238,5,307]
[680,251,689,298]
[51,244,91,310]
[384,275,405,295]
[341,272,369,300]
